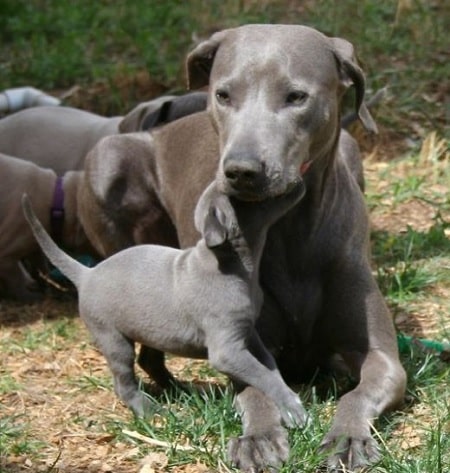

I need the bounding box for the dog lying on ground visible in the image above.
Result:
[0,152,87,301]
[77,24,407,472]
[0,92,207,174]
[23,179,306,426]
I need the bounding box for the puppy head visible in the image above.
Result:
[194,182,237,248]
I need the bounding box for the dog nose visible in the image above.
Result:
[223,154,265,188]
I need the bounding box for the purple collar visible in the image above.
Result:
[50,176,65,243]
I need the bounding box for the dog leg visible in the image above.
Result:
[137,345,182,391]
[91,326,151,416]
[321,347,406,470]
[208,331,308,427]
[320,266,406,470]
[227,332,307,472]
[228,385,289,473]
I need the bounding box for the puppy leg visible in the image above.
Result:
[137,345,182,390]
[92,328,152,416]
[208,330,308,427]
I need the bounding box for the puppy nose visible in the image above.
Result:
[223,153,264,187]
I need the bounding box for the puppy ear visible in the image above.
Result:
[186,30,229,90]
[194,182,235,248]
[118,103,148,133]
[119,96,179,132]
[202,207,228,248]
[330,37,378,134]
[140,100,172,130]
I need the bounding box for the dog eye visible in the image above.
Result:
[285,91,308,106]
[215,89,231,105]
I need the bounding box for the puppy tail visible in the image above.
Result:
[22,194,86,289]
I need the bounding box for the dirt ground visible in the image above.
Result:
[0,297,225,473]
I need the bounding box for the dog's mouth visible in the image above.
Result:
[218,174,269,201]
[217,161,308,202]
[222,176,305,202]
[226,188,268,202]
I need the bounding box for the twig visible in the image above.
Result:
[122,429,209,452]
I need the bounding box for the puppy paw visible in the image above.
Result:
[128,392,156,418]
[320,431,381,471]
[227,426,289,472]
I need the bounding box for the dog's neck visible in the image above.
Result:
[295,131,341,227]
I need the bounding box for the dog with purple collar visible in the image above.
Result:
[0,152,87,301]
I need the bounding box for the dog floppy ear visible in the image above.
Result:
[122,93,209,132]
[330,37,378,133]
[202,206,229,248]
[139,100,173,131]
[119,103,150,133]
[186,30,229,90]
[119,99,173,132]
[194,182,236,248]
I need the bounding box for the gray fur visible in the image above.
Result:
[0,93,207,175]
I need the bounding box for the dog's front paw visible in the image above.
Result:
[227,426,289,472]
[280,393,310,428]
[320,431,381,471]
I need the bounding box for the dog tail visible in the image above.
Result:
[22,194,86,288]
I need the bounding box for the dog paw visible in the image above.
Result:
[320,432,381,471]
[127,391,156,418]
[280,396,310,428]
[227,426,289,472]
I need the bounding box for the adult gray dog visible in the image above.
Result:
[23,179,306,426]
[77,24,407,472]
[0,92,207,175]
[0,152,87,301]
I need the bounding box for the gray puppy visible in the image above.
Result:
[0,92,207,175]
[22,180,307,426]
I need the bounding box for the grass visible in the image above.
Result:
[124,386,240,469]
[0,414,47,458]
[0,1,449,472]
[2,316,82,355]
[367,132,450,309]
[1,0,447,136]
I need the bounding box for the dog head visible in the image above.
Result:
[186,24,376,201]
